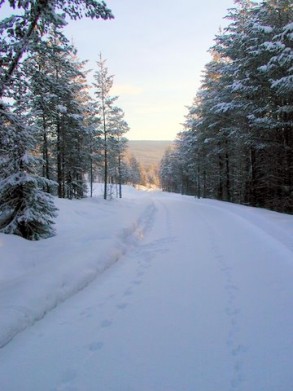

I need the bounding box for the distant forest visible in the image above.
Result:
[126,141,172,188]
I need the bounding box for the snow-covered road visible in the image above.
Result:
[0,189,292,390]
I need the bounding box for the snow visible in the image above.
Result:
[262,40,285,52]
[56,104,67,113]
[283,22,293,35]
[0,185,293,391]
[252,24,273,34]
[271,75,293,93]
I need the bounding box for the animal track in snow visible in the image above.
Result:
[205,220,246,391]
[100,319,112,328]
[116,303,128,310]
[124,288,133,296]
[88,341,103,351]
[132,279,142,285]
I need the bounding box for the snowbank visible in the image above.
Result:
[0,185,154,348]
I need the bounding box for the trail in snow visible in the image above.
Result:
[0,189,292,391]
[194,200,293,391]
[0,193,155,348]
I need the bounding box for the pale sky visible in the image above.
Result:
[63,0,238,140]
[3,0,237,140]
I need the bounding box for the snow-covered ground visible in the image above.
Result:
[0,185,292,391]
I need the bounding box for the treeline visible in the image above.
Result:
[124,154,160,189]
[160,0,292,214]
[0,1,137,240]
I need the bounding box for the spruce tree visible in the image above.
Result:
[0,94,58,239]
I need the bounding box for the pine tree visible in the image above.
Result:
[22,32,94,200]
[107,107,129,198]
[0,1,113,97]
[93,54,129,199]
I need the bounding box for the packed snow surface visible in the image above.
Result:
[0,185,293,391]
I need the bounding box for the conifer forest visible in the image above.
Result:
[160,0,293,214]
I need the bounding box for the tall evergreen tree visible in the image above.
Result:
[107,107,129,198]
[0,85,58,239]
[93,54,129,199]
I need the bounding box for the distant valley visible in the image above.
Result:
[126,140,173,168]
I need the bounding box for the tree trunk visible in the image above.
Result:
[103,132,108,200]
[118,152,122,198]
[225,140,231,202]
[42,114,50,192]
[56,119,63,198]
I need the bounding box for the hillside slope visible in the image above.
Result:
[0,187,293,390]
[127,140,172,167]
